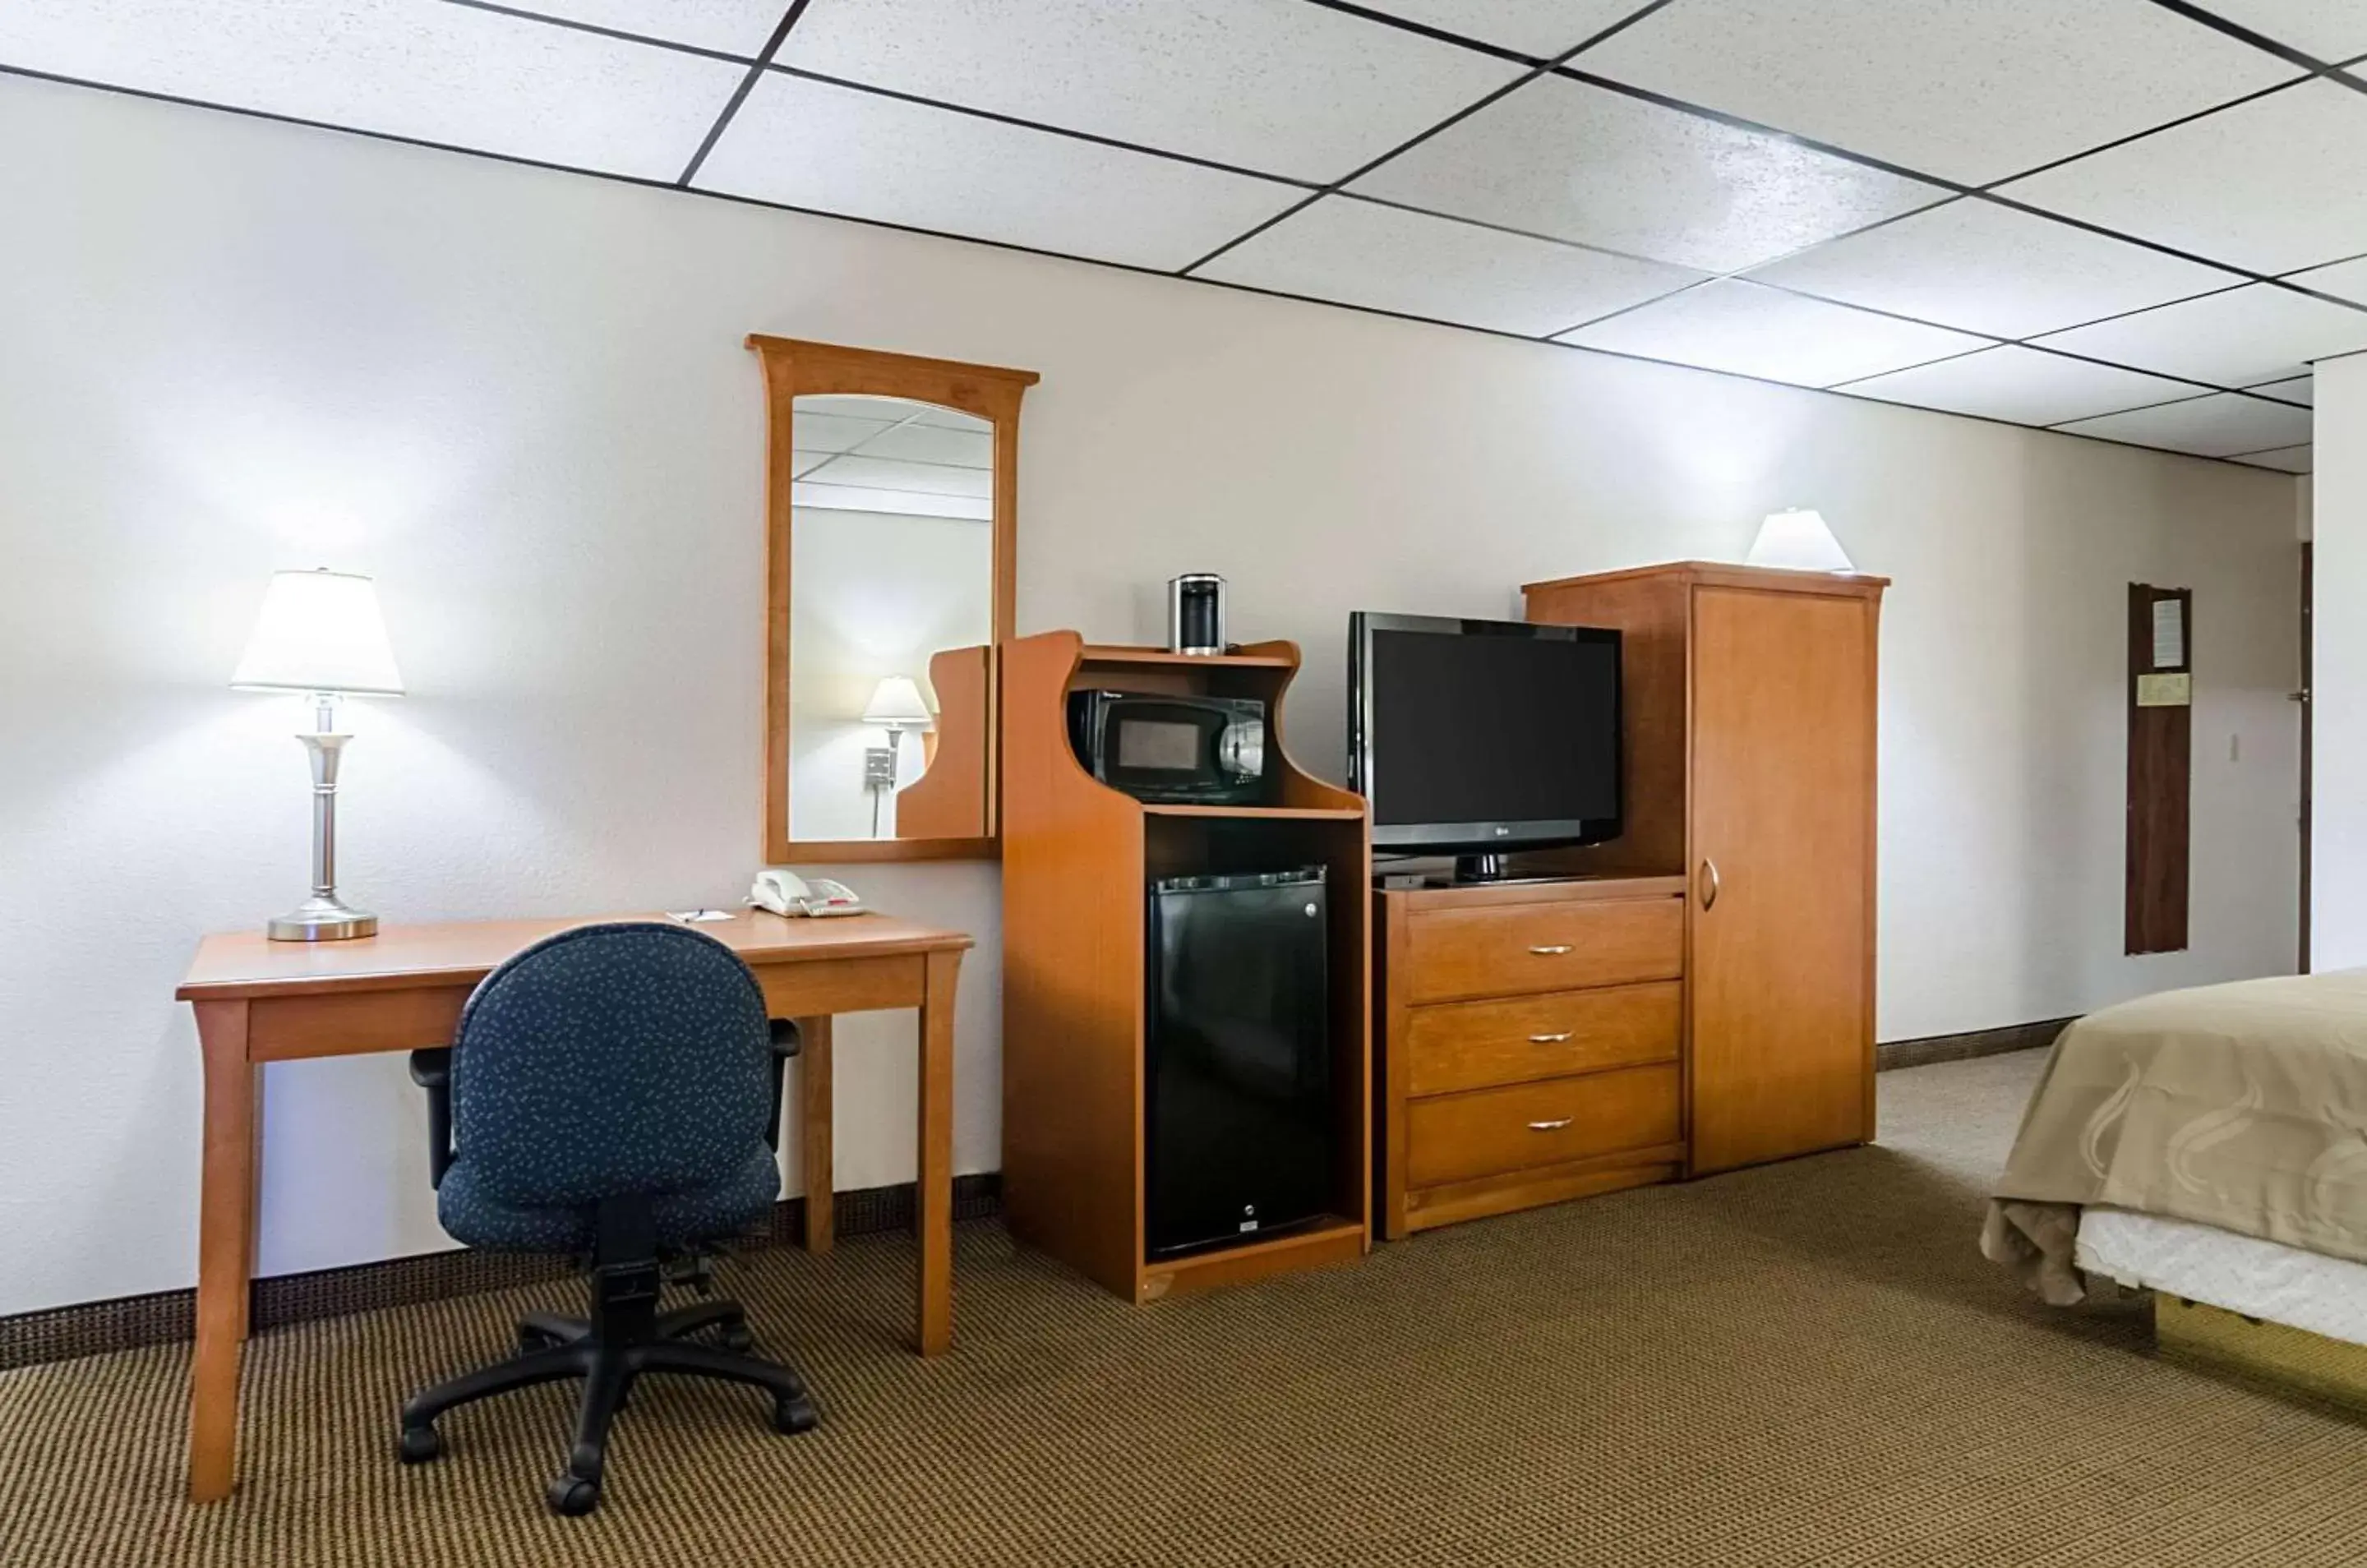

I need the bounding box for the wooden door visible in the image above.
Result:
[1688,585,1876,1174]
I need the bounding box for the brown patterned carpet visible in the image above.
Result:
[4,1050,2365,1568]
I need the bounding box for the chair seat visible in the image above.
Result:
[439,1146,782,1253]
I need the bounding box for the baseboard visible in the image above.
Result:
[1876,1017,2074,1072]
[0,1174,1002,1372]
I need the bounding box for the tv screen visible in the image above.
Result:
[1350,613,1622,855]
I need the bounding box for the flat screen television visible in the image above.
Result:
[1348,611,1622,869]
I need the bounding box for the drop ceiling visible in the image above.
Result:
[4,0,2358,474]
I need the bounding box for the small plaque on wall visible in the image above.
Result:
[2136,672,2193,708]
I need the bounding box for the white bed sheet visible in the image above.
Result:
[2075,1206,2367,1348]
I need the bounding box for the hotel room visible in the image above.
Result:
[0,0,2360,1562]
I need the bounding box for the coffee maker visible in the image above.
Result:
[1166,573,1227,657]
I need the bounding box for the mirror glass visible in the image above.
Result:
[786,393,994,842]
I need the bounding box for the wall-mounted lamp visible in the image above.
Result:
[1746,508,1854,574]
[861,675,934,837]
[232,568,405,941]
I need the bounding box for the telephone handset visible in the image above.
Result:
[749,869,866,918]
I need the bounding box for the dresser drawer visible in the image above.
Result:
[1405,1064,1682,1189]
[1405,981,1681,1098]
[1402,896,1682,1004]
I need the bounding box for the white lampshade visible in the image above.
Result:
[231,569,405,696]
[1746,508,1855,574]
[861,674,934,729]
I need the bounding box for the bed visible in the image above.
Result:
[1982,969,2367,1404]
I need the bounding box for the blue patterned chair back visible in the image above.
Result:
[450,921,773,1208]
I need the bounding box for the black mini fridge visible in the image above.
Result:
[1145,867,1333,1258]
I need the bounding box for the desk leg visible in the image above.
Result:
[190,999,256,1504]
[916,949,959,1357]
[798,1016,833,1255]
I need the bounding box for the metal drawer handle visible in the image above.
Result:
[1699,857,1721,911]
[1527,1118,1573,1132]
[1528,1031,1573,1044]
[1528,943,1572,956]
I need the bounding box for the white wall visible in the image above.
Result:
[0,76,2304,1316]
[2314,356,2367,968]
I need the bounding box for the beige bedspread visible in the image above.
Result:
[1982,970,2367,1303]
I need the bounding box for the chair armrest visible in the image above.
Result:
[768,1019,801,1153]
[409,1047,454,1189]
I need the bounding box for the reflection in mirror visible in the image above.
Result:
[787,394,994,842]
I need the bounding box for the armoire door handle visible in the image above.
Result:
[1529,943,1572,956]
[1528,1031,1573,1044]
[1526,1118,1573,1132]
[1698,857,1721,911]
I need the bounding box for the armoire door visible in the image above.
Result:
[1688,584,1876,1174]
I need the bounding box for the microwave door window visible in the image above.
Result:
[1118,718,1203,771]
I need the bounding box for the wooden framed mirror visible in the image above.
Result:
[749,335,1036,863]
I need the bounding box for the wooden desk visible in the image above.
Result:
[175,909,971,1504]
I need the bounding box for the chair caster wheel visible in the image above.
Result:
[398,1424,442,1464]
[719,1324,754,1353]
[547,1473,602,1516]
[773,1395,819,1435]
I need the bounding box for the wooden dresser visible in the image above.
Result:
[1374,561,1886,1238]
[1374,876,1689,1238]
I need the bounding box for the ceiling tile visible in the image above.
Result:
[791,410,893,453]
[1835,347,2202,428]
[2028,284,2367,389]
[694,75,1303,270]
[2247,375,2315,406]
[1349,1,1646,59]
[1197,196,1701,337]
[796,407,993,466]
[2057,393,2315,456]
[777,0,1524,182]
[1998,81,2367,275]
[2289,254,2367,307]
[1555,279,1990,388]
[851,422,994,468]
[1744,200,2244,339]
[1575,0,2295,187]
[2231,445,2314,473]
[797,453,990,498]
[488,2,787,56]
[2183,2,2367,62]
[0,0,742,179]
[1352,76,1946,274]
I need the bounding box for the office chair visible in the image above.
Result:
[397,920,816,1515]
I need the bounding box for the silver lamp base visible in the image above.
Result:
[266,895,380,943]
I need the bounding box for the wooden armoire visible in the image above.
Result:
[1521,561,1885,1177]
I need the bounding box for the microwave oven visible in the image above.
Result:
[1067,691,1270,805]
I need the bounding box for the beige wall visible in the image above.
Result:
[2314,357,2365,967]
[0,74,2304,1313]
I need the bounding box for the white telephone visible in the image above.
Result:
[749,869,867,918]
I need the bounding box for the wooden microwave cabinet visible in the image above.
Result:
[1373,561,1886,1238]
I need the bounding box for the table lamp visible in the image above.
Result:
[231,568,405,941]
[861,675,934,838]
[1746,507,1854,573]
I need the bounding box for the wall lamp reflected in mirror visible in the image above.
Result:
[232,568,405,941]
[861,675,934,838]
